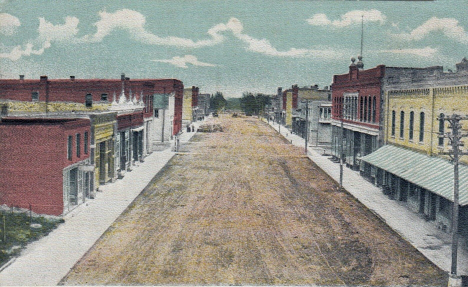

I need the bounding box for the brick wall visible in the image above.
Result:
[0,118,90,215]
[0,76,184,136]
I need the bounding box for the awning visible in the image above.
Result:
[361,144,468,206]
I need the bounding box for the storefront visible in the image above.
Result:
[90,112,117,188]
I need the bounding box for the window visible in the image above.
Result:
[154,109,159,118]
[359,96,363,121]
[67,136,73,160]
[31,91,39,102]
[419,112,425,142]
[100,93,108,102]
[85,94,93,108]
[400,111,405,139]
[76,134,81,157]
[372,96,376,123]
[409,111,414,141]
[368,96,372,123]
[364,97,368,122]
[439,113,445,146]
[84,132,88,154]
[391,110,396,137]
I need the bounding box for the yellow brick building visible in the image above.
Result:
[385,85,468,163]
[182,88,193,124]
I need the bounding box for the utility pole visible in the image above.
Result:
[439,114,468,285]
[305,100,309,154]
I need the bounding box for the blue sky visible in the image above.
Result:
[1,0,467,98]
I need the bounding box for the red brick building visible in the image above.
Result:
[0,75,183,136]
[115,109,144,178]
[331,59,385,171]
[0,117,92,215]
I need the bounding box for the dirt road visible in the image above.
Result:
[61,115,447,286]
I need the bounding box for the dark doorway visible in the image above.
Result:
[99,142,106,183]
[69,168,78,205]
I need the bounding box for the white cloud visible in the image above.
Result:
[81,9,225,47]
[81,12,340,58]
[1,9,342,61]
[152,55,216,68]
[380,47,438,58]
[0,41,51,61]
[392,17,468,44]
[307,9,386,28]
[228,18,342,58]
[0,16,77,61]
[0,13,20,35]
[38,16,79,41]
[306,14,331,26]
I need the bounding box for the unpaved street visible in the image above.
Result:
[61,115,447,286]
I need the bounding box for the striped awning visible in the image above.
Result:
[361,144,468,206]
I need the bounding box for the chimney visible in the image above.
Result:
[19,75,24,81]
[121,73,125,81]
[40,75,48,82]
[70,76,75,81]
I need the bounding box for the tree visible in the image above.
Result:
[210,92,227,111]
[240,92,257,116]
[240,92,272,116]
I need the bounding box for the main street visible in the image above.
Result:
[61,115,447,286]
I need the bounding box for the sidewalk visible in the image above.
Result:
[0,125,199,286]
[266,119,468,276]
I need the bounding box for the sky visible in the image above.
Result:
[1,0,467,98]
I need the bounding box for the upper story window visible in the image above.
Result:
[399,111,405,139]
[391,110,396,137]
[85,94,93,108]
[419,112,425,142]
[372,96,377,123]
[154,109,159,118]
[31,91,39,102]
[84,132,88,154]
[100,93,108,102]
[438,113,445,146]
[67,135,73,160]
[76,133,81,158]
[409,111,414,141]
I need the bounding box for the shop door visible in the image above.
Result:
[133,132,139,161]
[99,142,106,183]
[69,168,78,205]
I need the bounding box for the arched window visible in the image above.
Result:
[372,96,377,123]
[400,111,405,139]
[364,97,368,122]
[368,96,372,123]
[438,113,445,146]
[419,112,425,142]
[391,110,396,137]
[409,111,414,140]
[360,96,364,121]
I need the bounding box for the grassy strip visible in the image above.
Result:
[0,210,63,267]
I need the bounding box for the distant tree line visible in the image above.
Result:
[209,92,227,111]
[240,92,272,116]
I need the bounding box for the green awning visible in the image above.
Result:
[361,144,468,206]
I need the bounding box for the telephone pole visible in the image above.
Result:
[439,114,468,285]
